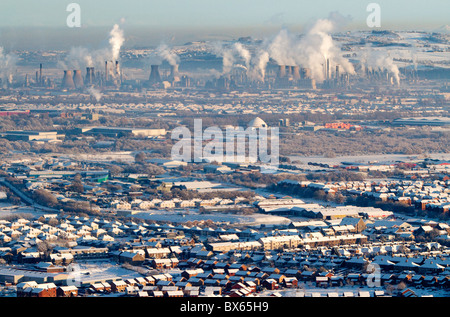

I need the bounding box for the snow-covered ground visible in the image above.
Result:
[131,209,291,226]
[288,153,450,166]
[69,261,144,284]
[0,203,46,219]
[259,284,450,297]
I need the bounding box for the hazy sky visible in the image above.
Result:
[0,0,448,49]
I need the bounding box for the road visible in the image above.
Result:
[0,177,60,213]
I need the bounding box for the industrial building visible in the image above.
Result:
[80,127,167,138]
[0,130,63,143]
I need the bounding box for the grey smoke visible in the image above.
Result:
[0,47,17,86]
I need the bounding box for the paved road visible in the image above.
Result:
[0,177,59,213]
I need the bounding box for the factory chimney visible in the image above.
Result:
[326,59,330,80]
[105,61,108,83]
[85,67,95,85]
[61,70,76,90]
[39,63,43,85]
[73,70,84,88]
[149,64,162,84]
[335,65,340,80]
[115,61,120,75]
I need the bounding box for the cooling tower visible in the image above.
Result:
[61,70,76,89]
[149,64,162,84]
[286,66,292,77]
[278,65,286,78]
[73,70,84,88]
[301,68,311,79]
[292,66,300,80]
[169,64,180,82]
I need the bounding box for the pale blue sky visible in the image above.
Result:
[0,0,448,28]
[0,0,448,49]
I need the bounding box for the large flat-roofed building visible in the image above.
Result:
[0,130,62,142]
[80,127,166,138]
[392,117,450,126]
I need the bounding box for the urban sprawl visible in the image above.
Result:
[0,26,449,298]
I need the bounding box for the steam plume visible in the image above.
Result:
[0,47,17,87]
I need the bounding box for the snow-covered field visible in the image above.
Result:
[0,203,45,219]
[69,261,144,284]
[259,284,450,298]
[288,153,450,166]
[62,152,136,163]
[131,210,291,226]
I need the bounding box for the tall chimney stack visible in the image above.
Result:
[326,59,330,80]
[39,63,42,85]
[105,61,108,83]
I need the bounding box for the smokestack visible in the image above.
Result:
[39,63,42,85]
[278,65,286,78]
[115,61,121,78]
[149,65,162,84]
[292,66,300,80]
[105,61,108,83]
[73,70,84,88]
[85,67,92,85]
[326,59,330,80]
[335,65,340,80]
[61,70,76,90]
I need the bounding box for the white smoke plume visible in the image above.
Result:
[109,24,124,62]
[265,13,355,82]
[359,46,401,85]
[87,86,103,101]
[0,47,17,87]
[156,44,180,66]
[59,23,125,78]
[248,50,270,82]
[209,13,355,83]
[213,42,253,75]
